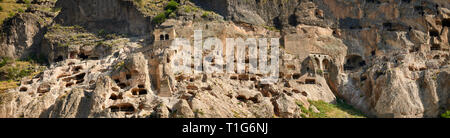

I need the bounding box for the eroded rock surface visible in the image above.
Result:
[0,0,448,118]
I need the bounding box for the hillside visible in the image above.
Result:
[0,0,448,118]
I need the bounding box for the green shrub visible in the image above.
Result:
[0,6,3,12]
[97,29,106,37]
[51,7,62,13]
[23,0,31,4]
[152,13,166,24]
[316,69,323,74]
[0,57,11,68]
[17,8,24,13]
[8,12,16,17]
[165,0,179,11]
[152,0,179,24]
[202,12,209,18]
[441,110,450,118]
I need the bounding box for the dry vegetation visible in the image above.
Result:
[0,0,28,25]
[0,58,46,93]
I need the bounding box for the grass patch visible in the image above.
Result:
[263,25,280,32]
[0,57,46,81]
[0,57,46,93]
[298,99,366,118]
[0,0,28,25]
[0,80,18,93]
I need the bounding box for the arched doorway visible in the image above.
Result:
[322,59,330,72]
[165,34,170,40]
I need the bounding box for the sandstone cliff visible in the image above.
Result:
[0,0,448,118]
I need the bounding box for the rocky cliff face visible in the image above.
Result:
[0,0,448,118]
[54,0,152,36]
[0,1,58,59]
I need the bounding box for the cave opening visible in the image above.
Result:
[132,88,148,95]
[75,73,86,81]
[442,19,450,27]
[429,29,440,37]
[344,55,365,71]
[54,56,63,62]
[69,52,77,59]
[360,76,367,81]
[230,75,237,80]
[139,89,148,95]
[112,87,119,92]
[138,84,145,88]
[114,79,120,84]
[383,22,393,31]
[414,6,425,15]
[292,73,301,79]
[66,82,74,87]
[401,0,411,3]
[109,93,119,100]
[109,103,135,113]
[19,87,28,92]
[72,66,83,73]
[118,83,127,89]
[78,53,89,60]
[433,55,440,59]
[126,73,131,80]
[366,0,381,4]
[431,44,441,50]
[305,79,316,84]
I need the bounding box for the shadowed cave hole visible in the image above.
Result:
[361,76,367,81]
[19,87,28,92]
[414,6,425,15]
[431,44,441,50]
[132,88,148,95]
[344,55,365,71]
[78,53,89,60]
[429,29,439,37]
[109,93,123,100]
[112,87,119,92]
[366,0,381,4]
[109,103,135,113]
[66,82,74,87]
[54,56,63,62]
[139,89,148,95]
[138,84,145,88]
[126,73,131,80]
[118,83,127,89]
[305,79,316,84]
[73,66,83,73]
[443,19,450,27]
[292,73,301,79]
[75,73,86,81]
[433,55,440,59]
[401,0,411,3]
